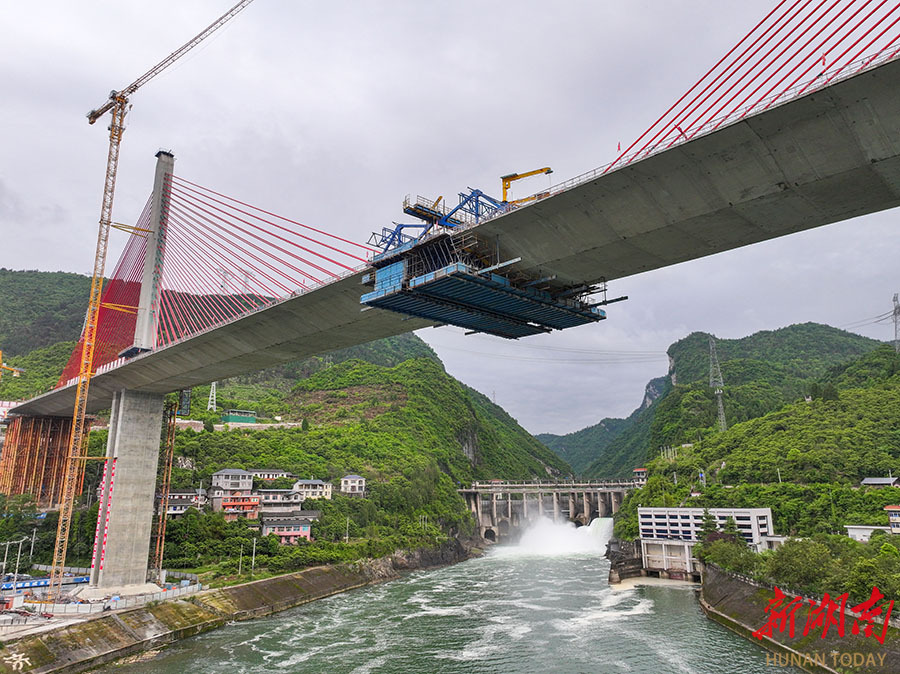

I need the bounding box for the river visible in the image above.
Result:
[117,519,797,673]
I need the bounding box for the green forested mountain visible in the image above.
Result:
[536,418,627,474]
[0,341,75,400]
[173,357,568,490]
[0,269,90,356]
[540,323,881,479]
[649,345,900,485]
[667,323,879,385]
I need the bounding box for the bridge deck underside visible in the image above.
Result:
[12,58,900,416]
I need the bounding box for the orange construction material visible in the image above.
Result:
[0,415,92,508]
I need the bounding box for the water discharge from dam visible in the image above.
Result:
[117,518,798,673]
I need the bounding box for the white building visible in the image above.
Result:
[293,479,332,500]
[340,474,366,496]
[165,489,206,517]
[845,525,892,542]
[638,507,780,580]
[212,469,254,492]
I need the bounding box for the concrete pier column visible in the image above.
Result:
[507,494,512,519]
[611,491,621,514]
[89,389,165,591]
[538,492,544,517]
[582,492,590,522]
[568,493,575,521]
[491,494,498,525]
[475,493,482,526]
[553,492,560,521]
[523,493,528,519]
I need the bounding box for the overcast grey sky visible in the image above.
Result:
[2,2,897,435]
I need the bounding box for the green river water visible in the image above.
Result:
[116,519,797,673]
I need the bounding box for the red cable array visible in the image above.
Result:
[155,174,375,347]
[602,0,900,174]
[57,173,376,381]
[57,199,152,387]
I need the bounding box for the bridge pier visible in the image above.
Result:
[88,389,165,592]
[552,492,560,521]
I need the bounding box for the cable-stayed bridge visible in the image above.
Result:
[4,2,900,592]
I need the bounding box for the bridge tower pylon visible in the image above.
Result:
[130,150,174,355]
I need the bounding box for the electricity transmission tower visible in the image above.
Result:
[207,382,217,411]
[709,336,727,432]
[893,293,900,354]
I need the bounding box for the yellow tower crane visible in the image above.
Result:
[0,351,24,379]
[49,0,256,600]
[500,167,553,205]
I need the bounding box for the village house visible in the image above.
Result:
[887,505,900,535]
[340,474,366,496]
[250,468,297,482]
[211,468,254,492]
[257,488,305,515]
[260,510,321,545]
[164,488,206,517]
[211,491,260,521]
[293,478,332,500]
[632,468,648,487]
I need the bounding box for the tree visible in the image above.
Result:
[721,516,744,544]
[763,539,834,593]
[699,508,719,543]
[821,383,839,401]
[301,418,310,431]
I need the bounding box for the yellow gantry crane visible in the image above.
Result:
[49,0,256,600]
[500,167,553,205]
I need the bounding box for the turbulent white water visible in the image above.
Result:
[117,517,799,673]
[491,516,614,558]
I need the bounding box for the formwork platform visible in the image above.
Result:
[361,230,605,339]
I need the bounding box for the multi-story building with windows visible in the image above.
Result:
[886,505,900,535]
[214,493,260,522]
[257,489,305,515]
[164,489,206,517]
[340,475,366,496]
[211,468,254,492]
[638,507,781,580]
[293,479,332,500]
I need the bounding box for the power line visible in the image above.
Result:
[424,341,668,365]
[839,310,894,330]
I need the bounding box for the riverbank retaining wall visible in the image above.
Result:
[701,563,900,673]
[0,539,471,673]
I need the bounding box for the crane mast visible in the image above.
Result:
[49,0,255,601]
